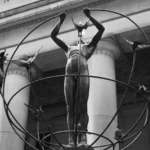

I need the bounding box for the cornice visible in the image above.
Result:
[0,0,116,34]
[0,0,58,18]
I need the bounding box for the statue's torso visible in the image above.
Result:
[65,45,89,73]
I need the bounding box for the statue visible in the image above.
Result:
[4,46,42,74]
[51,8,105,147]
[0,49,8,77]
[18,46,42,72]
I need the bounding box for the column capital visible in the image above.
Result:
[95,39,120,60]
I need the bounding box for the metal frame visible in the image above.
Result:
[0,8,150,150]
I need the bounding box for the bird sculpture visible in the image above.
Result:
[122,37,150,51]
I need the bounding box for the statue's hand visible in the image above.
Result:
[59,12,66,21]
[83,8,91,18]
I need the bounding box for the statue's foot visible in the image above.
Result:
[77,142,88,148]
[68,137,75,147]
[69,143,75,147]
[62,143,75,149]
[77,143,94,150]
[79,135,87,147]
[66,141,75,147]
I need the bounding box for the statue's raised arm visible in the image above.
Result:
[83,8,105,59]
[51,13,68,52]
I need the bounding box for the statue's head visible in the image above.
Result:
[78,21,84,26]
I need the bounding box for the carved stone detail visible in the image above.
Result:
[0,0,116,34]
[95,39,120,59]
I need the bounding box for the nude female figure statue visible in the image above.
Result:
[51,8,105,146]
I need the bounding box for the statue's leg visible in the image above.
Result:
[64,75,76,146]
[79,69,89,145]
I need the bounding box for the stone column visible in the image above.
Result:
[87,40,120,150]
[0,55,32,150]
